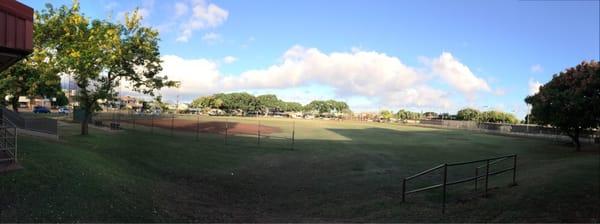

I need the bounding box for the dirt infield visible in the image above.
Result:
[122,118,281,135]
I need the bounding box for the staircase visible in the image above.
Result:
[0,112,18,172]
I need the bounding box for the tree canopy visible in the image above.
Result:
[456,108,480,121]
[35,1,177,134]
[525,61,600,150]
[190,92,350,116]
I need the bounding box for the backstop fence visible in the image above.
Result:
[90,111,298,150]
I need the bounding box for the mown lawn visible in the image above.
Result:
[0,118,598,222]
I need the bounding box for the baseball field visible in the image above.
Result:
[0,116,598,222]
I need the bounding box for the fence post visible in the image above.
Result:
[442,164,448,214]
[485,159,490,197]
[132,111,136,130]
[257,120,261,145]
[402,178,406,202]
[151,115,154,134]
[196,114,200,141]
[170,113,174,137]
[291,121,295,150]
[474,167,479,190]
[512,155,517,186]
[225,118,228,144]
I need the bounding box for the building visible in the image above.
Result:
[0,0,33,71]
[0,0,34,170]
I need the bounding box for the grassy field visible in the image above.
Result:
[0,116,598,222]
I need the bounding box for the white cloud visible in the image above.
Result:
[427,52,491,98]
[201,32,222,44]
[528,78,542,95]
[221,45,423,98]
[159,55,222,99]
[223,56,237,64]
[176,0,229,42]
[154,46,496,110]
[530,64,543,73]
[174,2,188,17]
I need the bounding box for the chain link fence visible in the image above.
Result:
[89,110,298,149]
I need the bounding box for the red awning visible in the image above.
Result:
[0,0,33,71]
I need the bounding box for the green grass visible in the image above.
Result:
[0,117,598,222]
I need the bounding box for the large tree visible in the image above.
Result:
[0,13,62,112]
[525,61,600,151]
[456,108,480,121]
[37,2,177,134]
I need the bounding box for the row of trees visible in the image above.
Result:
[191,93,350,116]
[456,108,519,124]
[0,1,177,135]
[379,109,423,120]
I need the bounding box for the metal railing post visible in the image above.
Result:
[485,159,490,197]
[512,155,517,186]
[442,164,448,214]
[402,178,406,202]
[474,167,478,190]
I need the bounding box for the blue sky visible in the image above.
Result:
[21,0,600,118]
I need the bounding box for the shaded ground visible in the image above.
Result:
[120,118,281,136]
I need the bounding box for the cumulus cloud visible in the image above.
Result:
[155,46,494,109]
[201,32,222,44]
[528,78,542,95]
[530,64,543,73]
[175,0,228,42]
[222,56,237,64]
[427,52,491,98]
[159,55,222,99]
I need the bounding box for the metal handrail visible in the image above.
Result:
[402,154,517,214]
[405,164,445,180]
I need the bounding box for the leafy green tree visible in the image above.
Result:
[456,108,480,121]
[0,11,62,112]
[380,110,393,121]
[54,91,69,107]
[256,94,281,115]
[477,111,518,124]
[525,61,600,151]
[36,2,177,134]
[423,112,438,118]
[283,102,303,112]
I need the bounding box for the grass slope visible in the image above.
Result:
[0,118,598,222]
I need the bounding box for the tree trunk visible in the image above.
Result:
[574,128,581,151]
[10,96,19,113]
[567,128,582,151]
[81,109,91,135]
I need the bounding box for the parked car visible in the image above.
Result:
[33,106,51,113]
[58,106,70,114]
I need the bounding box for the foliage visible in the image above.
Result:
[54,91,69,107]
[396,109,421,120]
[477,110,519,124]
[456,108,480,121]
[379,110,393,120]
[304,100,349,115]
[0,11,63,112]
[35,1,177,134]
[525,61,600,150]
[423,111,438,118]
